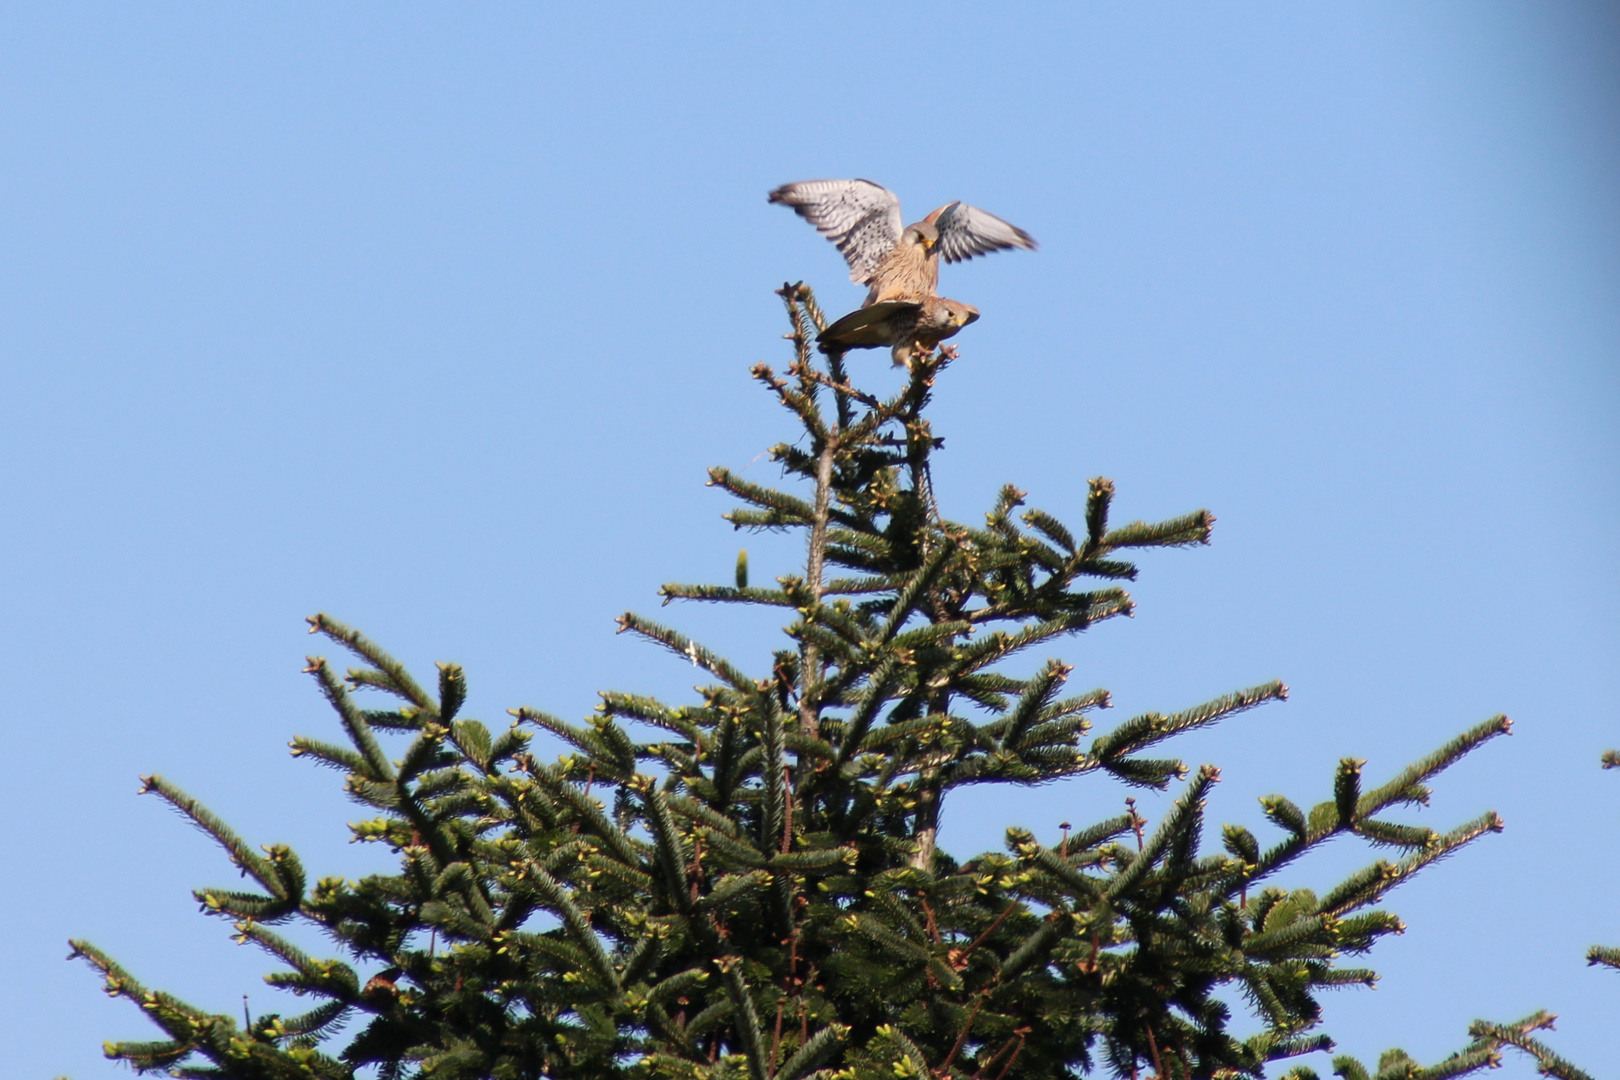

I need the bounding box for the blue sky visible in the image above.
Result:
[2,4,1615,1076]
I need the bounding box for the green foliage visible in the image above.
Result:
[72,285,1586,1078]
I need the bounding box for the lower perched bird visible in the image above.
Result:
[818,297,979,365]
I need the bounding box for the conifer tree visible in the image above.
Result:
[72,285,1591,1079]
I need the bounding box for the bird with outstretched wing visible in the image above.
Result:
[769,179,1035,307]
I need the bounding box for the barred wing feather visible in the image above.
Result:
[769,179,904,284]
[932,201,1037,263]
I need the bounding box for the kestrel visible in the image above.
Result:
[818,297,980,366]
[769,179,1036,307]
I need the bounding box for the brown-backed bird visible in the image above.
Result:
[769,179,1035,307]
[818,297,980,366]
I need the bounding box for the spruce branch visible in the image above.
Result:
[778,1023,849,1080]
[799,427,838,741]
[306,612,435,712]
[1096,510,1214,553]
[288,735,368,774]
[305,656,395,783]
[720,955,772,1080]
[1466,1013,1592,1080]
[1585,943,1620,971]
[1326,1011,1591,1080]
[148,804,309,929]
[238,922,360,1001]
[615,612,758,693]
[709,467,820,528]
[1355,715,1512,818]
[1105,765,1219,901]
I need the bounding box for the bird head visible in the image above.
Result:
[946,301,980,328]
[907,221,940,251]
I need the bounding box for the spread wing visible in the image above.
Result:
[930,201,1037,264]
[769,179,904,284]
